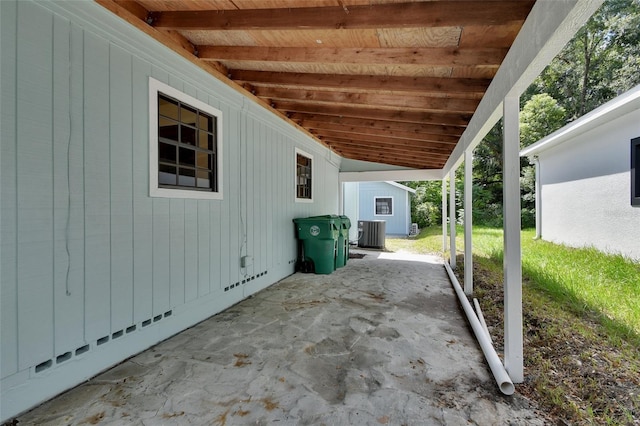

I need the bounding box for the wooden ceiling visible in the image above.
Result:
[99,0,535,170]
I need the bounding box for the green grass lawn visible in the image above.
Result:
[387,226,640,424]
[388,226,640,340]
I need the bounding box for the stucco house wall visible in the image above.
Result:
[0,1,341,420]
[344,181,414,236]
[521,86,640,261]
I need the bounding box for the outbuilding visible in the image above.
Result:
[521,85,640,261]
[343,181,416,241]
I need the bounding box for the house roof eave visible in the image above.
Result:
[521,83,640,158]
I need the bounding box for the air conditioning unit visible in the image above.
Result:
[358,220,386,249]
[409,223,419,236]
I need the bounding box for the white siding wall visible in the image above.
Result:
[538,108,640,260]
[343,182,360,242]
[0,1,340,420]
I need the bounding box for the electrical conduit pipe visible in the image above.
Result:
[444,262,515,395]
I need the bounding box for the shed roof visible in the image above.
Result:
[385,181,417,194]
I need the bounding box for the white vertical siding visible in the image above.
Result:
[53,15,85,356]
[83,30,111,343]
[0,0,341,420]
[16,1,55,370]
[1,0,19,379]
[109,44,134,334]
[131,58,154,325]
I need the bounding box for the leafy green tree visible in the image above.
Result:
[401,180,443,228]
[412,0,640,228]
[529,0,640,118]
[520,94,567,148]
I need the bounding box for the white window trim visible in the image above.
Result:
[295,147,314,203]
[149,77,223,200]
[374,196,394,216]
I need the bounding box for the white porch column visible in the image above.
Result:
[534,157,541,239]
[464,149,473,295]
[503,95,524,383]
[442,179,447,251]
[449,169,456,269]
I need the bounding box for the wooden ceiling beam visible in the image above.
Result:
[231,70,491,96]
[332,148,445,169]
[150,2,533,30]
[309,126,459,145]
[293,115,465,137]
[312,131,456,152]
[323,140,452,159]
[319,141,454,157]
[254,87,479,113]
[277,102,472,126]
[198,46,508,67]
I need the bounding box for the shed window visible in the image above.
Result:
[296,148,313,202]
[149,78,223,200]
[632,137,640,207]
[375,197,393,215]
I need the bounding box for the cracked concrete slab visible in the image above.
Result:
[14,250,546,425]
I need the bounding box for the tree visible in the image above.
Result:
[401,180,442,228]
[530,0,640,119]
[520,94,567,149]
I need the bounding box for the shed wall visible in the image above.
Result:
[538,108,640,260]
[0,1,340,420]
[357,182,411,235]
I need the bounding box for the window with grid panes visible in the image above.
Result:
[158,94,216,191]
[149,78,223,200]
[296,150,313,201]
[375,197,393,215]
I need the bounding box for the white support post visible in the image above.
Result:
[442,179,447,251]
[464,149,473,295]
[534,157,541,239]
[449,169,456,269]
[503,95,524,383]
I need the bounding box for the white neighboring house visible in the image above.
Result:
[521,85,640,261]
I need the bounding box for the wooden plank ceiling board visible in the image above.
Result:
[98,0,536,170]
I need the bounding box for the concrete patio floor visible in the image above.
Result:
[15,250,546,425]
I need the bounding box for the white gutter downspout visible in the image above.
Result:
[444,262,515,395]
[533,156,541,239]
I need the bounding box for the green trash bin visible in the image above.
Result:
[293,216,339,274]
[337,215,351,268]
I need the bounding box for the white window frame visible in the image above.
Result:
[374,196,394,216]
[295,147,314,203]
[149,77,223,200]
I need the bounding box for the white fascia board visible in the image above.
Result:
[339,169,444,183]
[443,0,605,175]
[521,84,640,157]
[385,181,417,194]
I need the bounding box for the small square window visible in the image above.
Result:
[295,148,313,202]
[632,137,639,207]
[375,197,393,216]
[149,78,223,200]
